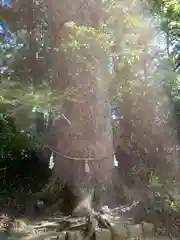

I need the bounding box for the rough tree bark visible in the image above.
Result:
[43,0,114,212]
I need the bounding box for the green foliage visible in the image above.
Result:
[0,80,64,113]
[138,176,180,236]
[63,21,112,52]
[148,176,180,214]
[0,116,31,163]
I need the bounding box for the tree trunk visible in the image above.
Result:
[44,0,114,211]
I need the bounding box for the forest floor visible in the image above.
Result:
[0,203,174,240]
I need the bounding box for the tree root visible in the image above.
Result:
[4,203,139,240]
[5,210,118,240]
[42,199,63,216]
